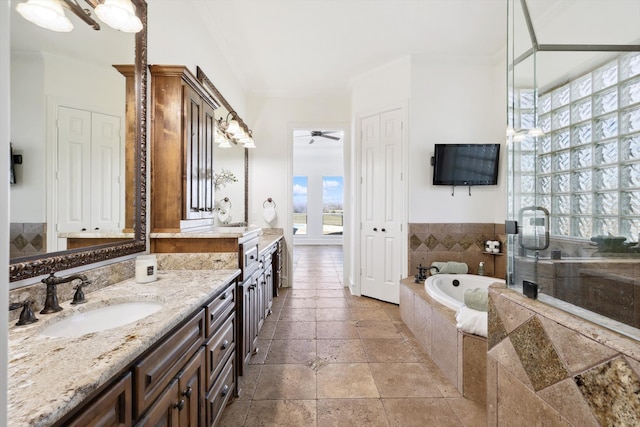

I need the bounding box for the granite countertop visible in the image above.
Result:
[58,231,135,238]
[8,268,240,427]
[258,234,282,256]
[150,226,262,239]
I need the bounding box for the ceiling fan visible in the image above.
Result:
[296,130,342,144]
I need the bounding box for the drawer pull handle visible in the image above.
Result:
[249,255,255,260]
[221,340,229,350]
[182,387,192,398]
[220,292,228,300]
[175,399,185,411]
[221,385,230,397]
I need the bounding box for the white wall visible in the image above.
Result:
[409,55,506,224]
[1,0,10,422]
[148,0,247,117]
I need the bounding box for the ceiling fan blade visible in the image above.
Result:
[309,138,315,144]
[319,134,341,140]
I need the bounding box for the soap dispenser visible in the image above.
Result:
[478,262,485,276]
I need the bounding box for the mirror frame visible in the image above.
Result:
[9,0,148,282]
[196,66,249,224]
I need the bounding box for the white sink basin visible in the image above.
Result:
[40,302,163,338]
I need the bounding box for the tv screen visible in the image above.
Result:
[432,143,500,186]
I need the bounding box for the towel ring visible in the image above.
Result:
[263,197,276,208]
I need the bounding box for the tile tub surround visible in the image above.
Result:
[7,268,240,427]
[10,222,47,258]
[409,223,507,280]
[400,278,488,404]
[488,283,640,426]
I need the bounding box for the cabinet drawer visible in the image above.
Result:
[66,372,132,427]
[205,285,235,338]
[133,310,205,418]
[206,355,235,427]
[205,313,235,391]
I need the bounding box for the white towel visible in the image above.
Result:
[455,306,487,337]
[263,206,276,223]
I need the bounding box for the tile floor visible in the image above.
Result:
[218,245,486,426]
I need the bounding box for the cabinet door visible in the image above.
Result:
[135,379,180,426]
[256,268,266,332]
[184,87,203,219]
[177,348,205,427]
[265,262,274,315]
[66,372,132,427]
[241,280,254,369]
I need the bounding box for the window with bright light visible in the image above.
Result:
[322,176,343,235]
[514,52,640,241]
[293,176,308,235]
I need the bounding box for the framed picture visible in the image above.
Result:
[10,143,16,185]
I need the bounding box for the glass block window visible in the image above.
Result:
[515,52,640,241]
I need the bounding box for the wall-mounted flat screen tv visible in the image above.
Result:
[432,143,500,186]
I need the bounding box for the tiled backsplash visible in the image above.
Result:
[409,223,507,279]
[488,284,640,426]
[10,222,46,258]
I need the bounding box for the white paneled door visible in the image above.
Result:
[360,109,404,304]
[57,106,121,237]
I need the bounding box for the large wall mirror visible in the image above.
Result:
[9,0,147,282]
[197,66,248,226]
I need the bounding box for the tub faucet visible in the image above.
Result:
[40,273,91,314]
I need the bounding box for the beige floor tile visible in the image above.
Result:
[317,321,360,339]
[350,307,392,321]
[244,400,317,426]
[382,398,463,427]
[316,289,348,298]
[446,397,487,427]
[362,338,418,362]
[356,320,403,339]
[284,297,317,308]
[370,362,443,398]
[317,339,368,363]
[317,398,390,427]
[253,364,317,400]
[272,321,317,340]
[258,320,277,340]
[216,399,250,427]
[237,365,262,400]
[248,339,271,365]
[317,308,351,321]
[290,289,318,298]
[316,282,344,290]
[279,308,316,321]
[316,363,379,399]
[265,339,316,364]
[316,297,349,308]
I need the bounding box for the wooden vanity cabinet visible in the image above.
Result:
[65,372,132,427]
[149,65,220,231]
[55,279,238,427]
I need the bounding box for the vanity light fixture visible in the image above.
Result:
[16,0,142,33]
[242,130,256,149]
[16,0,74,32]
[95,0,142,33]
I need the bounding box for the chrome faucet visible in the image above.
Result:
[40,273,91,314]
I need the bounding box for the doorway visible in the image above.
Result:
[292,129,345,245]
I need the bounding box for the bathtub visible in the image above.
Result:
[425,274,505,311]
